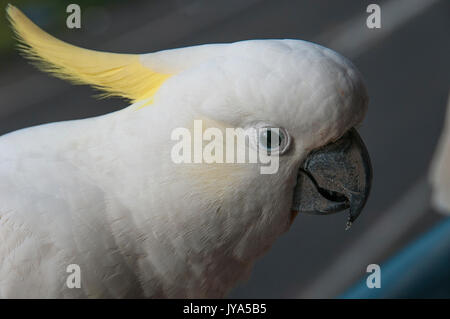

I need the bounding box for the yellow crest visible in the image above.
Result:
[7,4,171,103]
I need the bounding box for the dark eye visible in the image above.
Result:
[258,127,290,154]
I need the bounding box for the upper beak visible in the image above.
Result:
[291,128,372,229]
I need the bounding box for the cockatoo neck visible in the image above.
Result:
[85,106,297,297]
[31,106,283,297]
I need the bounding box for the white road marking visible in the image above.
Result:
[316,0,442,59]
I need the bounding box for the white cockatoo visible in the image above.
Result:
[430,94,450,214]
[0,5,372,298]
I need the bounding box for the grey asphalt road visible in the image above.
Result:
[0,0,448,298]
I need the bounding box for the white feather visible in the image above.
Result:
[0,39,367,297]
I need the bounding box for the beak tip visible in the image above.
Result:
[345,220,353,231]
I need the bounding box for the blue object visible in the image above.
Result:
[341,218,450,298]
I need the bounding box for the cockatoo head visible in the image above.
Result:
[138,39,372,260]
[7,5,372,293]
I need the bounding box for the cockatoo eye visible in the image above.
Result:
[258,126,290,155]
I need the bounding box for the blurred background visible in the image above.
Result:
[0,0,449,298]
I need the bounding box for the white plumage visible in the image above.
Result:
[0,6,368,298]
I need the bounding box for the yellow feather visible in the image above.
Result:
[6,4,171,103]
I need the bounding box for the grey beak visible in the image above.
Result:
[291,128,372,229]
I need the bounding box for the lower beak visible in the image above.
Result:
[291,128,372,229]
